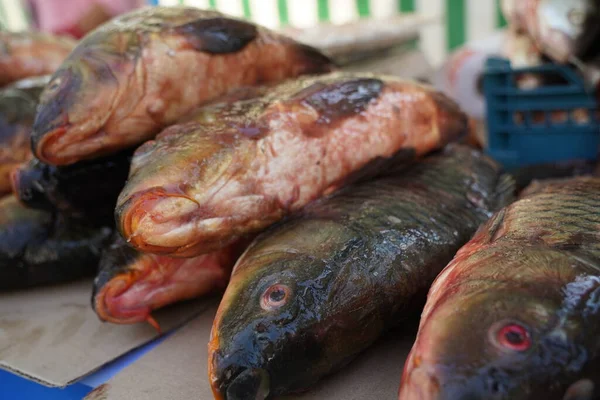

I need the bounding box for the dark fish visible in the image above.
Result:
[511,159,598,191]
[0,195,113,291]
[399,177,600,400]
[31,6,335,166]
[0,75,49,195]
[91,234,244,328]
[116,72,469,258]
[208,145,514,399]
[0,31,75,87]
[12,148,133,221]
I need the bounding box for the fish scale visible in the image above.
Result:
[495,179,600,250]
[208,145,514,399]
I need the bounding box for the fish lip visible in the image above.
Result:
[31,126,75,165]
[117,188,203,255]
[92,271,151,324]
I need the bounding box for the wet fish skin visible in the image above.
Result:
[92,234,244,325]
[0,76,49,195]
[12,148,133,221]
[0,195,113,291]
[116,72,469,258]
[0,32,75,87]
[31,6,335,166]
[208,145,514,399]
[399,177,600,400]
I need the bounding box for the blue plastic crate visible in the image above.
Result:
[483,57,600,169]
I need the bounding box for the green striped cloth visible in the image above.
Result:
[0,0,33,31]
[0,0,509,65]
[153,0,507,56]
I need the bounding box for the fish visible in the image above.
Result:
[0,31,75,87]
[12,148,133,221]
[501,0,600,64]
[399,177,600,400]
[207,145,515,399]
[0,76,49,195]
[31,6,335,166]
[116,72,469,258]
[0,195,113,291]
[91,234,245,328]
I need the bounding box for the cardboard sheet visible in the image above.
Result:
[0,279,211,387]
[89,304,416,400]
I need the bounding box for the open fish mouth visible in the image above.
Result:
[92,253,228,327]
[93,271,151,325]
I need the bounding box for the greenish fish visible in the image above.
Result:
[400,177,600,400]
[208,145,514,399]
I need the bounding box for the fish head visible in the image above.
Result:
[209,254,327,399]
[537,0,589,62]
[115,116,263,256]
[209,220,347,399]
[400,249,597,400]
[31,33,141,165]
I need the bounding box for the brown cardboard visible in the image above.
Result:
[90,304,415,400]
[0,279,211,387]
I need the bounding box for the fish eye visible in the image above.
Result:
[568,9,585,26]
[260,284,291,311]
[492,322,532,352]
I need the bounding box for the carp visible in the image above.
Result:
[0,195,112,291]
[0,76,48,195]
[208,145,514,399]
[116,72,469,257]
[400,177,600,400]
[31,6,334,165]
[0,31,74,86]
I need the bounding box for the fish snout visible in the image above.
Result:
[399,364,442,400]
[116,189,200,254]
[210,349,270,400]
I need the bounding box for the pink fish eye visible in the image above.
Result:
[495,323,531,352]
[260,284,291,311]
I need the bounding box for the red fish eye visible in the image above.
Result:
[260,284,291,311]
[496,323,531,352]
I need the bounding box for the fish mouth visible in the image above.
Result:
[32,126,69,165]
[93,268,153,325]
[33,124,116,166]
[209,348,271,400]
[118,188,231,256]
[93,253,228,325]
